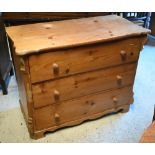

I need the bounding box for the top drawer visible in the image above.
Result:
[29,37,142,83]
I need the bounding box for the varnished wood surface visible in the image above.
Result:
[6,15,150,56]
[33,104,130,139]
[34,86,133,130]
[2,12,109,20]
[7,15,149,139]
[140,121,155,143]
[150,12,155,36]
[29,37,143,83]
[9,41,29,122]
[32,63,137,108]
[9,39,34,135]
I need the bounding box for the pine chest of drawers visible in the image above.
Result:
[6,15,149,139]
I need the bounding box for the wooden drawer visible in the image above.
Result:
[29,37,142,83]
[34,86,133,131]
[32,63,137,108]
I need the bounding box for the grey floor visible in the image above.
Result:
[0,39,155,143]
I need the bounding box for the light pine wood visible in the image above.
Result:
[29,36,144,83]
[7,15,149,139]
[34,86,133,131]
[33,104,130,139]
[6,15,150,56]
[140,121,155,143]
[8,39,34,136]
[32,63,137,108]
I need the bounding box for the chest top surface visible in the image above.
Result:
[6,15,150,56]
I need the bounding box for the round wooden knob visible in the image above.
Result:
[53,63,59,75]
[54,90,60,101]
[54,113,60,121]
[116,75,122,80]
[116,75,122,84]
[113,97,118,103]
[116,75,122,81]
[120,50,127,60]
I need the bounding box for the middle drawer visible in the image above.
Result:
[32,63,137,108]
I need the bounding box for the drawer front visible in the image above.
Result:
[29,37,142,83]
[32,63,137,108]
[34,86,133,130]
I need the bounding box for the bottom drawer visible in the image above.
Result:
[34,86,133,131]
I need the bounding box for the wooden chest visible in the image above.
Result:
[6,15,150,139]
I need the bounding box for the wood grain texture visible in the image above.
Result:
[140,121,155,143]
[9,39,34,137]
[150,12,155,36]
[33,104,130,139]
[32,63,137,108]
[2,12,109,20]
[6,15,150,55]
[29,36,143,83]
[7,15,149,139]
[34,86,133,131]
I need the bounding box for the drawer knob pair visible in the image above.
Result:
[53,63,59,75]
[120,50,127,60]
